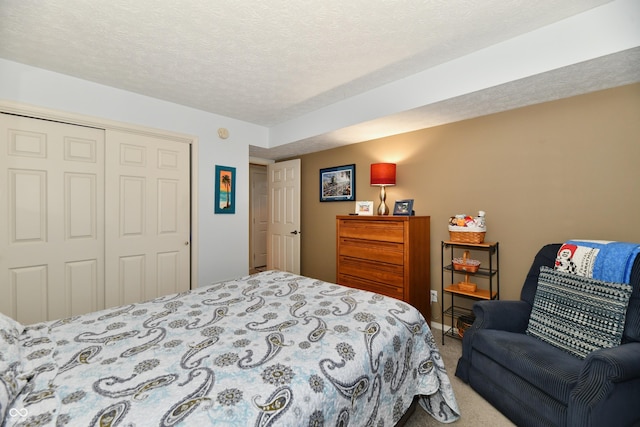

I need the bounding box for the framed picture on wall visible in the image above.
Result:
[320,164,356,202]
[214,165,236,214]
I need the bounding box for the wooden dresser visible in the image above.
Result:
[336,215,430,324]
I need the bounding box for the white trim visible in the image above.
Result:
[249,156,275,165]
[0,99,199,290]
[430,321,463,340]
[430,321,444,331]
[0,99,194,142]
[189,138,199,289]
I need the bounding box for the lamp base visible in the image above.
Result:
[377,186,390,215]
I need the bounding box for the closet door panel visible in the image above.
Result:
[119,254,146,305]
[120,176,146,236]
[0,114,105,323]
[8,266,48,325]
[105,130,190,308]
[66,259,98,316]
[66,172,98,239]
[10,169,47,243]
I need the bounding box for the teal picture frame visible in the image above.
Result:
[214,165,236,214]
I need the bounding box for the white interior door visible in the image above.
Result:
[250,165,268,268]
[0,114,105,323]
[267,159,301,274]
[105,129,191,307]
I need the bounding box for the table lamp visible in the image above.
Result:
[370,163,396,215]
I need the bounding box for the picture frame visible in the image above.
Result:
[320,164,356,202]
[393,199,414,216]
[214,165,236,214]
[355,201,374,215]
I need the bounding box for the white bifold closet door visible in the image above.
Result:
[0,114,191,324]
[0,114,105,323]
[104,129,190,308]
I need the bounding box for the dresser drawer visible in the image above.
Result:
[338,237,404,265]
[337,273,404,300]
[338,218,404,243]
[338,256,403,286]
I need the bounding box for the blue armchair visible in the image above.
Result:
[455,243,640,427]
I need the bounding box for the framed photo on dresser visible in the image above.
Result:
[393,199,414,216]
[355,201,374,215]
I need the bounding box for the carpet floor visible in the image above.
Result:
[404,334,516,426]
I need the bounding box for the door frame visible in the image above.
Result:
[0,100,199,289]
[249,163,268,270]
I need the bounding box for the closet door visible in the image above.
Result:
[0,114,105,323]
[104,130,191,307]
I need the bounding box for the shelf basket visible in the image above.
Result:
[449,230,486,244]
[456,282,477,292]
[452,251,481,273]
[456,314,476,338]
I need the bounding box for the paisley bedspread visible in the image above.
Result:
[2,270,459,426]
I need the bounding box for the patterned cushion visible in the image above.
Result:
[526,266,633,359]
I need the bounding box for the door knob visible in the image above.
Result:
[290,230,300,235]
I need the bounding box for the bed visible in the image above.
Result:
[1,270,459,426]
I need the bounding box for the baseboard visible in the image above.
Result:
[430,321,444,331]
[430,321,462,337]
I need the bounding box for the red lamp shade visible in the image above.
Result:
[370,163,396,186]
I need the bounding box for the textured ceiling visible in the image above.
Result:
[0,0,637,159]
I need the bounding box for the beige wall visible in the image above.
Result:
[298,83,640,323]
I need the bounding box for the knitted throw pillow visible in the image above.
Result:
[526,266,632,359]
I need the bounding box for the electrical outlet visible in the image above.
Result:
[430,290,438,303]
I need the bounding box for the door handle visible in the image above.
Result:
[290,230,300,235]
